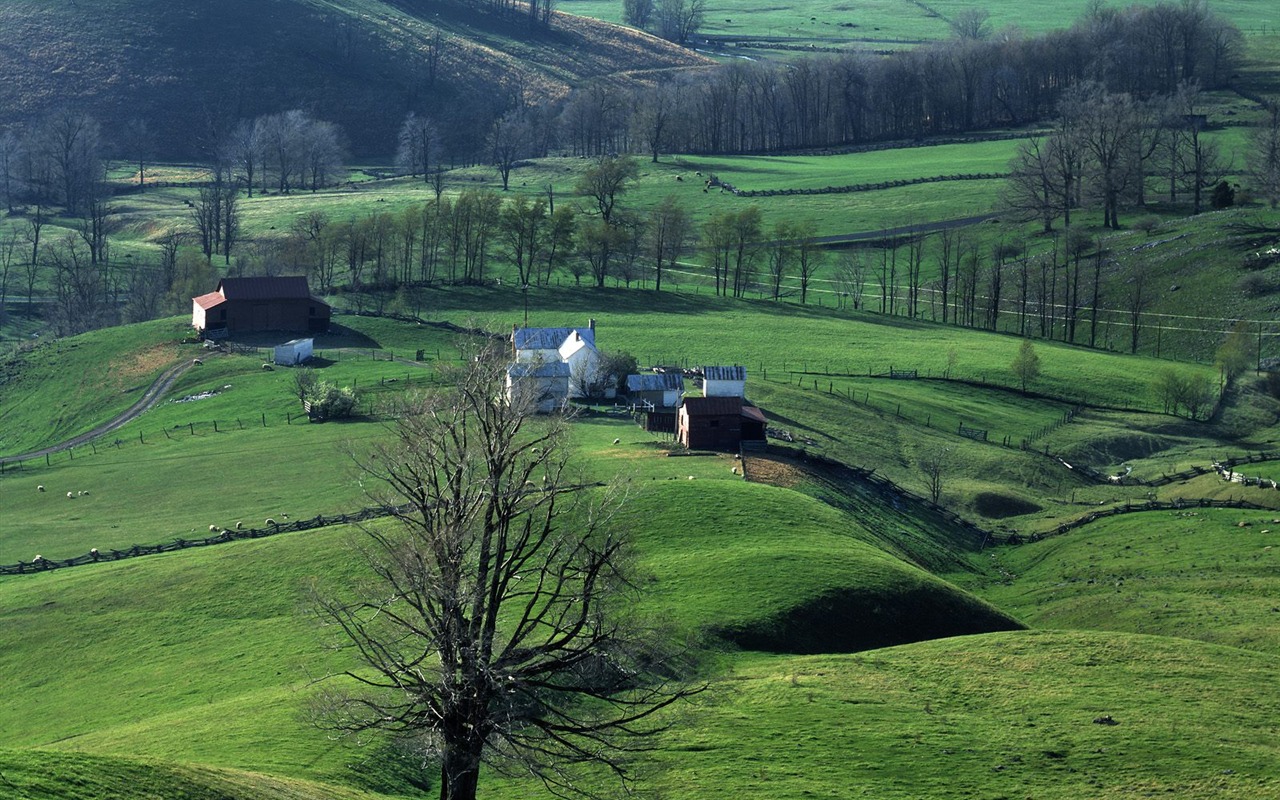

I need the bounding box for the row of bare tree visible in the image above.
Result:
[560,0,1241,157]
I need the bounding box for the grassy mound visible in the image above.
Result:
[618,480,1021,653]
[964,508,1280,654]
[0,317,190,457]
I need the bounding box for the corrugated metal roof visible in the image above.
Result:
[508,361,571,378]
[513,326,595,351]
[193,291,226,310]
[626,373,684,392]
[216,276,313,300]
[682,396,744,416]
[703,365,746,382]
[741,405,767,423]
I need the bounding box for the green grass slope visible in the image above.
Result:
[962,507,1280,654]
[636,630,1280,799]
[0,0,707,157]
[0,317,189,456]
[0,477,1012,786]
[0,749,387,800]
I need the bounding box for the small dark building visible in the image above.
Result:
[193,276,331,336]
[678,397,767,450]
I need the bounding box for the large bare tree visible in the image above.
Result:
[315,348,700,800]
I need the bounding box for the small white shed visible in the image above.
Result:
[274,338,314,366]
[702,365,746,398]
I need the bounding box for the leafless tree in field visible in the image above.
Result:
[313,344,703,800]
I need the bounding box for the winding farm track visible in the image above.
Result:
[0,359,195,465]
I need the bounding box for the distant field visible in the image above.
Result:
[560,0,1279,49]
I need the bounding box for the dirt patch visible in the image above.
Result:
[742,452,808,488]
[109,345,177,391]
[973,491,1042,519]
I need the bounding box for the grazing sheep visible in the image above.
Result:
[266,518,276,526]
[235,521,243,530]
[688,475,695,480]
[77,490,84,497]
[37,485,45,492]
[209,524,219,532]
[192,358,203,365]
[67,492,74,499]
[262,363,274,370]
[33,555,43,563]
[613,438,621,444]
[81,490,88,496]
[90,548,99,557]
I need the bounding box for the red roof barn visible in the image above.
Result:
[192,276,331,336]
[677,397,767,450]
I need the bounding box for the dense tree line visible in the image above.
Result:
[562,0,1240,156]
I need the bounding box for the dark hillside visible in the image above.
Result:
[0,0,708,157]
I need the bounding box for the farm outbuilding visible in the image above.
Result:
[192,276,331,337]
[702,365,747,398]
[625,373,684,410]
[677,396,767,450]
[273,338,314,366]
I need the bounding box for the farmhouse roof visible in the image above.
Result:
[703,365,746,381]
[508,361,572,379]
[682,396,744,416]
[193,291,226,310]
[627,373,685,392]
[216,276,320,302]
[514,324,596,351]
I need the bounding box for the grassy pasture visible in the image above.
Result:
[964,507,1280,654]
[633,631,1280,799]
[0,476,1012,782]
[559,0,1279,55]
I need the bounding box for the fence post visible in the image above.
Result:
[188,423,194,436]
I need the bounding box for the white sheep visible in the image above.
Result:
[67,492,74,499]
[209,524,219,532]
[192,358,203,365]
[235,521,243,530]
[89,548,99,557]
[613,438,621,444]
[32,555,43,563]
[81,490,89,496]
[37,485,45,492]
[265,518,276,526]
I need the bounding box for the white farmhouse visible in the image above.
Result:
[702,365,746,398]
[506,361,572,414]
[512,320,604,399]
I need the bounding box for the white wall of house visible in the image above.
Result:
[561,334,603,398]
[703,378,745,397]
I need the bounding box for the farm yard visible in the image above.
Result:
[2,0,1280,795]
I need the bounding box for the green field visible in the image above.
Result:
[560,0,1280,50]
[2,297,1280,799]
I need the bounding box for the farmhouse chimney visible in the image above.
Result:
[588,318,596,332]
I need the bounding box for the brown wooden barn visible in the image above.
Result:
[192,276,331,337]
[677,397,767,450]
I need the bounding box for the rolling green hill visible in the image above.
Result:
[0,0,707,157]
